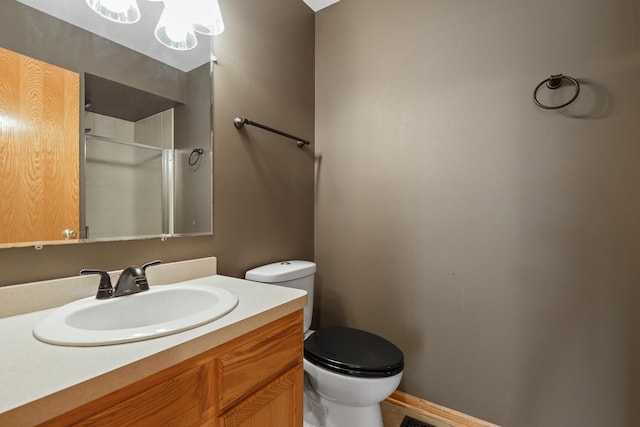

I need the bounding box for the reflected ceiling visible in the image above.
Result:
[16,0,212,71]
[16,0,341,71]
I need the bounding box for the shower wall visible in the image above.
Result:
[315,0,640,425]
[84,111,172,240]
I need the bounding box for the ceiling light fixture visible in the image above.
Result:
[155,0,198,50]
[190,0,225,36]
[85,0,141,24]
[86,0,225,51]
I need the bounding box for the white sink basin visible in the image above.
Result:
[33,284,238,346]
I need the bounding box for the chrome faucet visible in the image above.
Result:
[80,260,162,299]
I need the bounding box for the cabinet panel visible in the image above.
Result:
[41,360,215,427]
[217,365,303,427]
[215,312,303,412]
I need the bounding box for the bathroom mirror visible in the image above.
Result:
[0,0,214,247]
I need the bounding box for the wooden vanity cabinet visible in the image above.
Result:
[217,368,303,427]
[41,311,303,427]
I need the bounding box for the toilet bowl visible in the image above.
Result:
[245,261,404,427]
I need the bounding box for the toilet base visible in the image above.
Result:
[303,375,384,427]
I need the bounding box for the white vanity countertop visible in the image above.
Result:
[0,272,306,427]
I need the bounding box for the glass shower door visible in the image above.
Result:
[83,136,172,240]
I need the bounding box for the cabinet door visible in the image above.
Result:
[0,46,79,245]
[216,312,303,413]
[41,362,215,427]
[217,365,303,427]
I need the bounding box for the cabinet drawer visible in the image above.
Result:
[215,311,303,412]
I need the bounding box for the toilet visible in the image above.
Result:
[245,261,404,427]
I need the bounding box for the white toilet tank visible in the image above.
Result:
[245,261,316,333]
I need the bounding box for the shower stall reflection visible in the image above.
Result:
[83,116,174,241]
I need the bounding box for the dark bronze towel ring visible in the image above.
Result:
[533,74,580,110]
[189,148,204,166]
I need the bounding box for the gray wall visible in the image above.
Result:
[211,0,315,274]
[174,63,213,235]
[0,0,315,285]
[315,0,639,426]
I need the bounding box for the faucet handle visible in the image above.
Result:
[80,269,113,299]
[137,260,162,291]
[142,260,162,272]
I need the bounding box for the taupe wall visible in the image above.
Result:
[211,0,315,273]
[315,0,639,426]
[175,63,213,235]
[0,0,314,286]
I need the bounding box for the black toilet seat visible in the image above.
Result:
[304,326,404,378]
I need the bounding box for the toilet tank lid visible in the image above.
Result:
[245,261,316,283]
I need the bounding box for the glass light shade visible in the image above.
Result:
[190,0,225,36]
[154,1,198,51]
[85,0,140,24]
